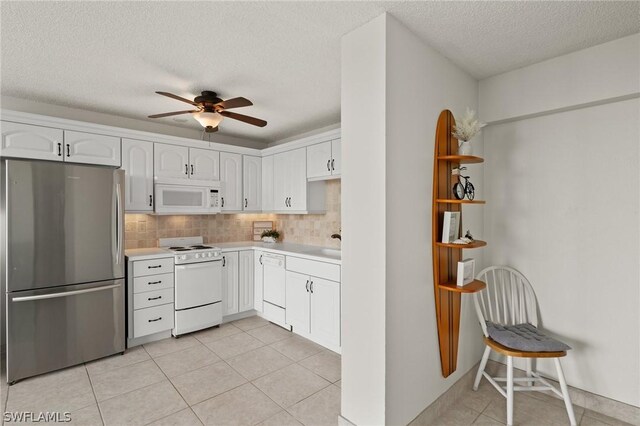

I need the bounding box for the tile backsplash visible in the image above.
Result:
[125,179,341,250]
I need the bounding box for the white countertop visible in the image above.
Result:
[126,241,341,264]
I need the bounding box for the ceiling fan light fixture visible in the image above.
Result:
[192,111,223,129]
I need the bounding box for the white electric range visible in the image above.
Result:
[159,237,223,336]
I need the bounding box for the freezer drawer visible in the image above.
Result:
[7,279,125,383]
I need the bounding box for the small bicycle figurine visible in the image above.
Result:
[452,166,475,201]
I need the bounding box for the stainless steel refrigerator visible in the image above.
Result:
[2,159,125,383]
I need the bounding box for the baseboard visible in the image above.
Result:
[408,363,479,425]
[484,360,640,425]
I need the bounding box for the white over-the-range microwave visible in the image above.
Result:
[154,178,221,214]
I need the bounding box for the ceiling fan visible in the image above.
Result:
[148,90,267,133]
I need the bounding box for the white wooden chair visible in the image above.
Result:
[472,266,576,426]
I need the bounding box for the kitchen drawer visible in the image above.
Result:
[134,288,174,310]
[263,301,287,329]
[133,303,174,337]
[133,273,174,294]
[286,257,340,282]
[133,257,174,277]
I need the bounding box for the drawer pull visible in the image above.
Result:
[148,317,163,322]
[148,265,162,269]
[148,296,162,301]
[148,280,162,285]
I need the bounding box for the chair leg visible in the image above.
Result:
[507,356,514,426]
[473,346,491,391]
[526,358,533,386]
[554,358,577,426]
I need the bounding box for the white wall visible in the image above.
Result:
[341,13,388,425]
[384,15,484,426]
[0,95,267,149]
[480,35,640,407]
[341,13,485,426]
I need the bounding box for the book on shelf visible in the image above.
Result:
[441,211,460,243]
[457,258,475,286]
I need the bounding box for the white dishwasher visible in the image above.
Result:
[262,253,287,328]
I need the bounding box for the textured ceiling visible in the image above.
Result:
[2,1,638,143]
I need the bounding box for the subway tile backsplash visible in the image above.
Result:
[125,180,341,250]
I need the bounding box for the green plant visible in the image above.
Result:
[261,229,280,239]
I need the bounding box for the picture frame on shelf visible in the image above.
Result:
[457,258,475,287]
[441,211,461,243]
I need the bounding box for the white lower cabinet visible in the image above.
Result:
[222,250,255,317]
[239,251,254,312]
[285,258,341,352]
[127,256,175,343]
[254,251,264,312]
[222,251,239,316]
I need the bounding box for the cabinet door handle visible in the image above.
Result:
[222,256,226,267]
[305,280,310,292]
[148,296,162,301]
[57,143,62,157]
[148,280,162,285]
[221,197,225,208]
[259,255,263,265]
[331,159,335,171]
[191,164,194,175]
[66,144,71,157]
[149,194,153,207]
[148,317,162,322]
[148,265,162,269]
[327,160,331,171]
[310,281,314,293]
[245,198,248,208]
[185,164,188,175]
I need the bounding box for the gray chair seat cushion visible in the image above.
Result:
[486,322,571,352]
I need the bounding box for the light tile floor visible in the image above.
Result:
[429,378,634,426]
[1,317,633,426]
[1,316,341,425]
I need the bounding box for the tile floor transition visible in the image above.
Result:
[0,316,634,426]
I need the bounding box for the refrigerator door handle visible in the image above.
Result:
[115,182,123,264]
[12,283,121,302]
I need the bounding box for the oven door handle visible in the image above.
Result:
[175,260,221,270]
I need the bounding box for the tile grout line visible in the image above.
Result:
[83,363,106,426]
[140,343,198,426]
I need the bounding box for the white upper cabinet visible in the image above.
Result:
[121,139,154,212]
[222,251,239,316]
[220,152,243,211]
[274,148,307,211]
[238,251,254,312]
[154,144,189,179]
[306,141,332,179]
[243,155,262,211]
[261,155,274,212]
[64,131,121,166]
[331,138,341,175]
[306,139,341,180]
[1,122,63,161]
[189,148,219,181]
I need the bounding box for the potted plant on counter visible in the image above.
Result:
[261,229,280,243]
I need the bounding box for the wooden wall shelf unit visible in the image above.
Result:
[432,109,487,378]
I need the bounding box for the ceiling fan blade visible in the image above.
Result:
[215,97,253,110]
[156,91,199,106]
[219,110,267,127]
[148,110,199,118]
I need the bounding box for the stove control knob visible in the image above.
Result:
[207,252,213,257]
[194,253,201,259]
[180,255,187,260]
